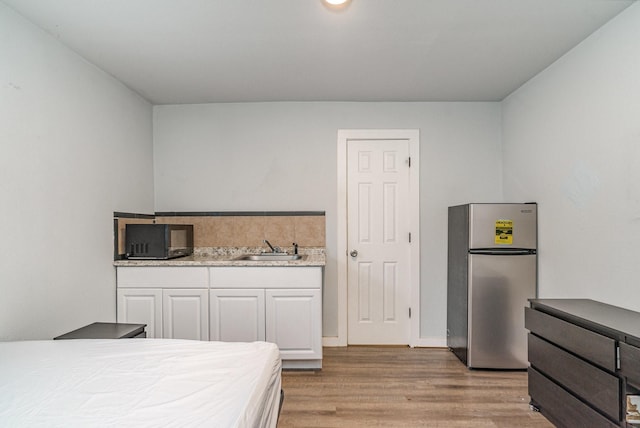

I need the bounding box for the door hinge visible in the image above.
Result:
[409,232,412,243]
[408,157,411,167]
[616,345,621,370]
[409,307,412,318]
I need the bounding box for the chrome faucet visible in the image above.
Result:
[263,239,283,254]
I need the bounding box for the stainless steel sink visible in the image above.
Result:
[236,254,304,261]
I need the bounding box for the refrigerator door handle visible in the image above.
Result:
[469,248,536,255]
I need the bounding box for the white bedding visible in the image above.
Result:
[0,339,282,427]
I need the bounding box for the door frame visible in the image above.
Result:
[334,129,420,347]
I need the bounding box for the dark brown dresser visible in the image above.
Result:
[526,299,640,427]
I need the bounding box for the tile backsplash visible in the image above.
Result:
[114,211,325,259]
[156,214,325,247]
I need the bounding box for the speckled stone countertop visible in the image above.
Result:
[113,247,326,267]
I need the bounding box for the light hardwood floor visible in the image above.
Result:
[278,346,553,427]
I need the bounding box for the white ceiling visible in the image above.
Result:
[3,0,635,104]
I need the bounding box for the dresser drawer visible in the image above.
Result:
[528,334,620,421]
[525,307,616,371]
[620,342,640,386]
[529,368,619,428]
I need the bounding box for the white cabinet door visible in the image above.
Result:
[162,289,209,341]
[117,288,162,338]
[210,289,265,342]
[266,289,322,360]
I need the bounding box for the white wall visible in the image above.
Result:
[3,0,634,344]
[0,4,154,340]
[153,102,502,340]
[502,4,640,310]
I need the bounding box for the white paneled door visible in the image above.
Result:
[347,139,411,344]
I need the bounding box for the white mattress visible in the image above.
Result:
[0,339,282,427]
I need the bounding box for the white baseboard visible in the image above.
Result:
[322,336,447,348]
[322,336,344,347]
[412,337,447,348]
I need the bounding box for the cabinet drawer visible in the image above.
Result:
[529,368,619,428]
[210,267,321,289]
[117,267,209,288]
[620,342,640,386]
[525,307,616,371]
[528,334,620,421]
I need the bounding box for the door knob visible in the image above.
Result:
[350,250,358,258]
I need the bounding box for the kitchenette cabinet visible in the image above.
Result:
[116,267,209,340]
[209,266,323,369]
[116,264,323,369]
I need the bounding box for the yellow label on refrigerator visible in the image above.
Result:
[495,220,513,244]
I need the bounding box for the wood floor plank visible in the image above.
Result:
[278,346,552,427]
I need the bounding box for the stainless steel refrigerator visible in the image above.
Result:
[447,203,537,369]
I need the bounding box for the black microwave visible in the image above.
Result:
[125,224,194,259]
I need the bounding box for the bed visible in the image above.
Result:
[0,339,282,427]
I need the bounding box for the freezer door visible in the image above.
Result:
[469,203,537,249]
[468,253,537,369]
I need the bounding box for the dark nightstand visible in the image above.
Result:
[54,322,147,339]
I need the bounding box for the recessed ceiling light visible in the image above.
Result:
[323,0,351,9]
